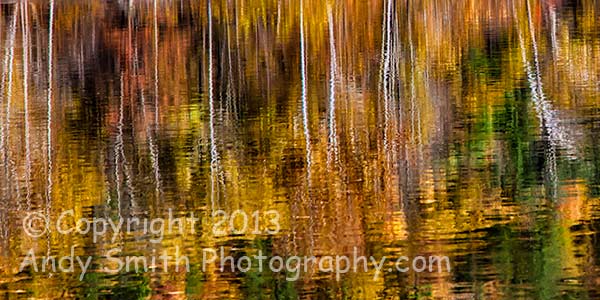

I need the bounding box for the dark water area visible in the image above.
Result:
[1,0,600,299]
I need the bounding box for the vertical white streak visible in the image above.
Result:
[0,4,18,241]
[381,0,392,151]
[208,0,219,210]
[3,5,18,199]
[22,2,31,206]
[46,0,54,212]
[378,0,387,97]
[300,0,311,178]
[122,16,135,208]
[154,0,159,129]
[45,0,54,254]
[327,4,338,165]
[526,0,558,196]
[300,0,314,254]
[393,7,401,142]
[115,73,124,215]
[525,0,574,156]
[152,0,162,199]
[515,0,563,199]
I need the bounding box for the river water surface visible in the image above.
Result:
[1,0,600,299]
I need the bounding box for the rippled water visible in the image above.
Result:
[1,0,600,299]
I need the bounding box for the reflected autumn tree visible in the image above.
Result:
[0,0,599,299]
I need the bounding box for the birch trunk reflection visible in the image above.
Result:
[21,1,31,208]
[327,4,338,168]
[207,0,221,211]
[46,0,54,221]
[0,1,598,298]
[0,4,17,208]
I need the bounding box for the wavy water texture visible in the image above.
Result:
[0,0,598,299]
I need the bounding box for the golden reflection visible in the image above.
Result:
[0,0,599,299]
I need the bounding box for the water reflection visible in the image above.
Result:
[0,0,600,299]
